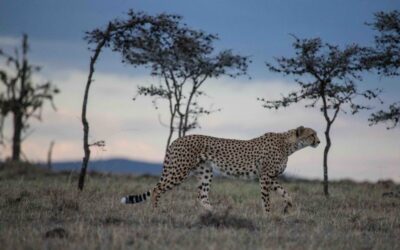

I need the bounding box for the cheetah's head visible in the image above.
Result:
[294,126,320,148]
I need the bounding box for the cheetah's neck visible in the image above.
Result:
[282,130,303,155]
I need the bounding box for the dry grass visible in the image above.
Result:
[0,162,399,250]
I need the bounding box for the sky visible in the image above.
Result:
[0,0,399,182]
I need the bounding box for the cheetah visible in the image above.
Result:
[121,126,320,213]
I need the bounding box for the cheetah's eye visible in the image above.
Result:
[304,134,316,142]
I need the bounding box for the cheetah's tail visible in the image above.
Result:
[120,190,152,204]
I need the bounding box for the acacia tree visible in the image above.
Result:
[259,37,380,196]
[79,11,183,190]
[0,34,58,161]
[110,16,249,149]
[362,10,400,129]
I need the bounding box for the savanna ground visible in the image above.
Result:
[0,162,399,250]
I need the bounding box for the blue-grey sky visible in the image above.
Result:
[0,0,399,182]
[1,0,399,77]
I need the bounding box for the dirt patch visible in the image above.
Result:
[44,227,68,239]
[198,207,257,231]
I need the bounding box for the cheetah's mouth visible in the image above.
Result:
[311,138,320,148]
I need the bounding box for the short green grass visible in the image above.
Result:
[0,162,399,250]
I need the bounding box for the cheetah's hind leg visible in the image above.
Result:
[194,161,214,212]
[151,166,190,208]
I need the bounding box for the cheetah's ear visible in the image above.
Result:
[296,126,305,137]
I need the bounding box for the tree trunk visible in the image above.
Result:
[78,23,112,191]
[178,113,184,138]
[165,111,175,153]
[182,85,197,137]
[11,36,28,162]
[12,111,23,161]
[78,71,92,190]
[323,122,332,197]
[47,141,55,170]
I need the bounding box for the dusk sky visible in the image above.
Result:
[0,0,399,182]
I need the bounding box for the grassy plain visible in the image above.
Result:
[0,162,399,250]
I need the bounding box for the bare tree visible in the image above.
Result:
[0,34,59,161]
[362,10,400,129]
[259,37,381,196]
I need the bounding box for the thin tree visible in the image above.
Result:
[0,34,59,161]
[79,11,188,190]
[362,10,400,129]
[78,22,112,190]
[259,37,381,196]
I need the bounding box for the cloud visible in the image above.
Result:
[1,68,399,182]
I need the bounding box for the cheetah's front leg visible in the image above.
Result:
[195,162,213,212]
[271,180,293,214]
[259,174,273,213]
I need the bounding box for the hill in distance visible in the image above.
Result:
[52,158,163,175]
